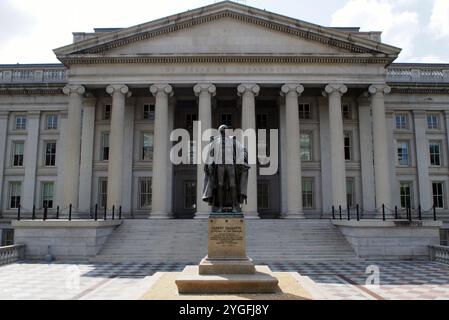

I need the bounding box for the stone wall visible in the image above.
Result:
[12,220,121,261]
[333,220,442,260]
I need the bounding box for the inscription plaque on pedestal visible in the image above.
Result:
[208,216,246,259]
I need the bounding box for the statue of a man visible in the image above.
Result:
[202,125,249,214]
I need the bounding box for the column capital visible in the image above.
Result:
[194,83,216,97]
[63,84,85,96]
[150,84,173,97]
[280,84,304,97]
[368,84,391,96]
[323,84,348,97]
[237,83,260,97]
[106,84,131,97]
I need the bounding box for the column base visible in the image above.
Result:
[243,212,260,219]
[148,212,172,219]
[283,212,306,219]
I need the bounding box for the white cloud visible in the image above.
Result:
[428,0,449,39]
[331,0,420,60]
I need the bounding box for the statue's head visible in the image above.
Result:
[218,124,229,136]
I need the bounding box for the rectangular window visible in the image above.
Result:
[101,132,109,161]
[397,141,410,166]
[298,104,311,120]
[15,116,26,130]
[346,178,355,208]
[41,182,54,209]
[143,104,155,120]
[344,132,352,161]
[1,229,14,246]
[9,182,21,209]
[256,114,268,129]
[300,133,312,161]
[103,105,111,120]
[433,182,445,209]
[429,141,442,166]
[139,178,152,209]
[221,113,233,127]
[342,104,351,120]
[46,115,58,130]
[98,179,108,209]
[183,181,196,210]
[12,142,24,167]
[400,182,413,209]
[141,133,154,161]
[45,142,56,166]
[257,182,270,209]
[427,114,439,130]
[395,114,408,129]
[302,178,314,209]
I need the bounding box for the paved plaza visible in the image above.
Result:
[0,261,448,300]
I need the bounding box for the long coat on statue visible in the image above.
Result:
[202,136,250,209]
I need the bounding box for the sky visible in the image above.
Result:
[0,0,448,64]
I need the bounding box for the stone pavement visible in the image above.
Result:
[0,261,448,300]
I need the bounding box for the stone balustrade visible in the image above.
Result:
[0,65,67,84]
[387,64,449,83]
[0,244,25,266]
[429,245,449,264]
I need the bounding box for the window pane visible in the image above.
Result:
[346,178,355,208]
[344,132,352,161]
[427,115,439,129]
[45,142,56,166]
[142,133,154,160]
[103,105,111,120]
[300,133,312,161]
[46,115,58,130]
[299,104,311,120]
[397,141,410,166]
[395,114,407,129]
[400,182,413,209]
[13,142,24,166]
[9,182,21,209]
[429,142,441,166]
[99,179,108,208]
[41,182,54,208]
[432,182,445,208]
[139,178,152,209]
[302,178,314,209]
[101,133,109,161]
[15,116,26,130]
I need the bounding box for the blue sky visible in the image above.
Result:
[1,0,448,64]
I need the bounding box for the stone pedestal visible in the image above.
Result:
[175,215,278,294]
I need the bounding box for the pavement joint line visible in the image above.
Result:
[337,274,385,300]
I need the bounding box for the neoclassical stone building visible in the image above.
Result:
[1,1,449,239]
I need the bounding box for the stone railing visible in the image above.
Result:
[0,65,67,84]
[429,245,449,264]
[387,64,449,83]
[0,244,25,266]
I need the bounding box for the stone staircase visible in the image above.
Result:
[91,219,358,263]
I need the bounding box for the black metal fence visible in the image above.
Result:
[331,204,439,222]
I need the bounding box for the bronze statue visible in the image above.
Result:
[202,125,249,214]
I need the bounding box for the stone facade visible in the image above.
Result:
[0,1,448,224]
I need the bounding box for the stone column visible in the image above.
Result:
[194,83,216,219]
[150,84,173,218]
[106,84,131,210]
[0,111,8,213]
[413,110,432,210]
[281,84,305,218]
[237,84,260,218]
[121,98,135,214]
[62,85,85,210]
[323,84,347,209]
[78,97,96,213]
[56,111,68,209]
[22,111,40,211]
[358,96,376,212]
[369,84,393,211]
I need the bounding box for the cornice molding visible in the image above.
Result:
[0,88,65,95]
[58,55,393,66]
[389,86,449,95]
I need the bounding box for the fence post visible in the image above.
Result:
[17,205,21,221]
[339,205,342,220]
[382,204,385,221]
[104,206,107,220]
[119,206,122,220]
[332,206,335,220]
[347,204,350,221]
[69,204,72,221]
[433,205,437,221]
[32,205,36,220]
[112,205,115,220]
[94,204,98,221]
[356,204,360,221]
[56,206,59,219]
[418,205,422,221]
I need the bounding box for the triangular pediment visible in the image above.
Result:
[54,1,401,64]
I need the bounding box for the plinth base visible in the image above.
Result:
[199,257,256,275]
[176,266,279,294]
